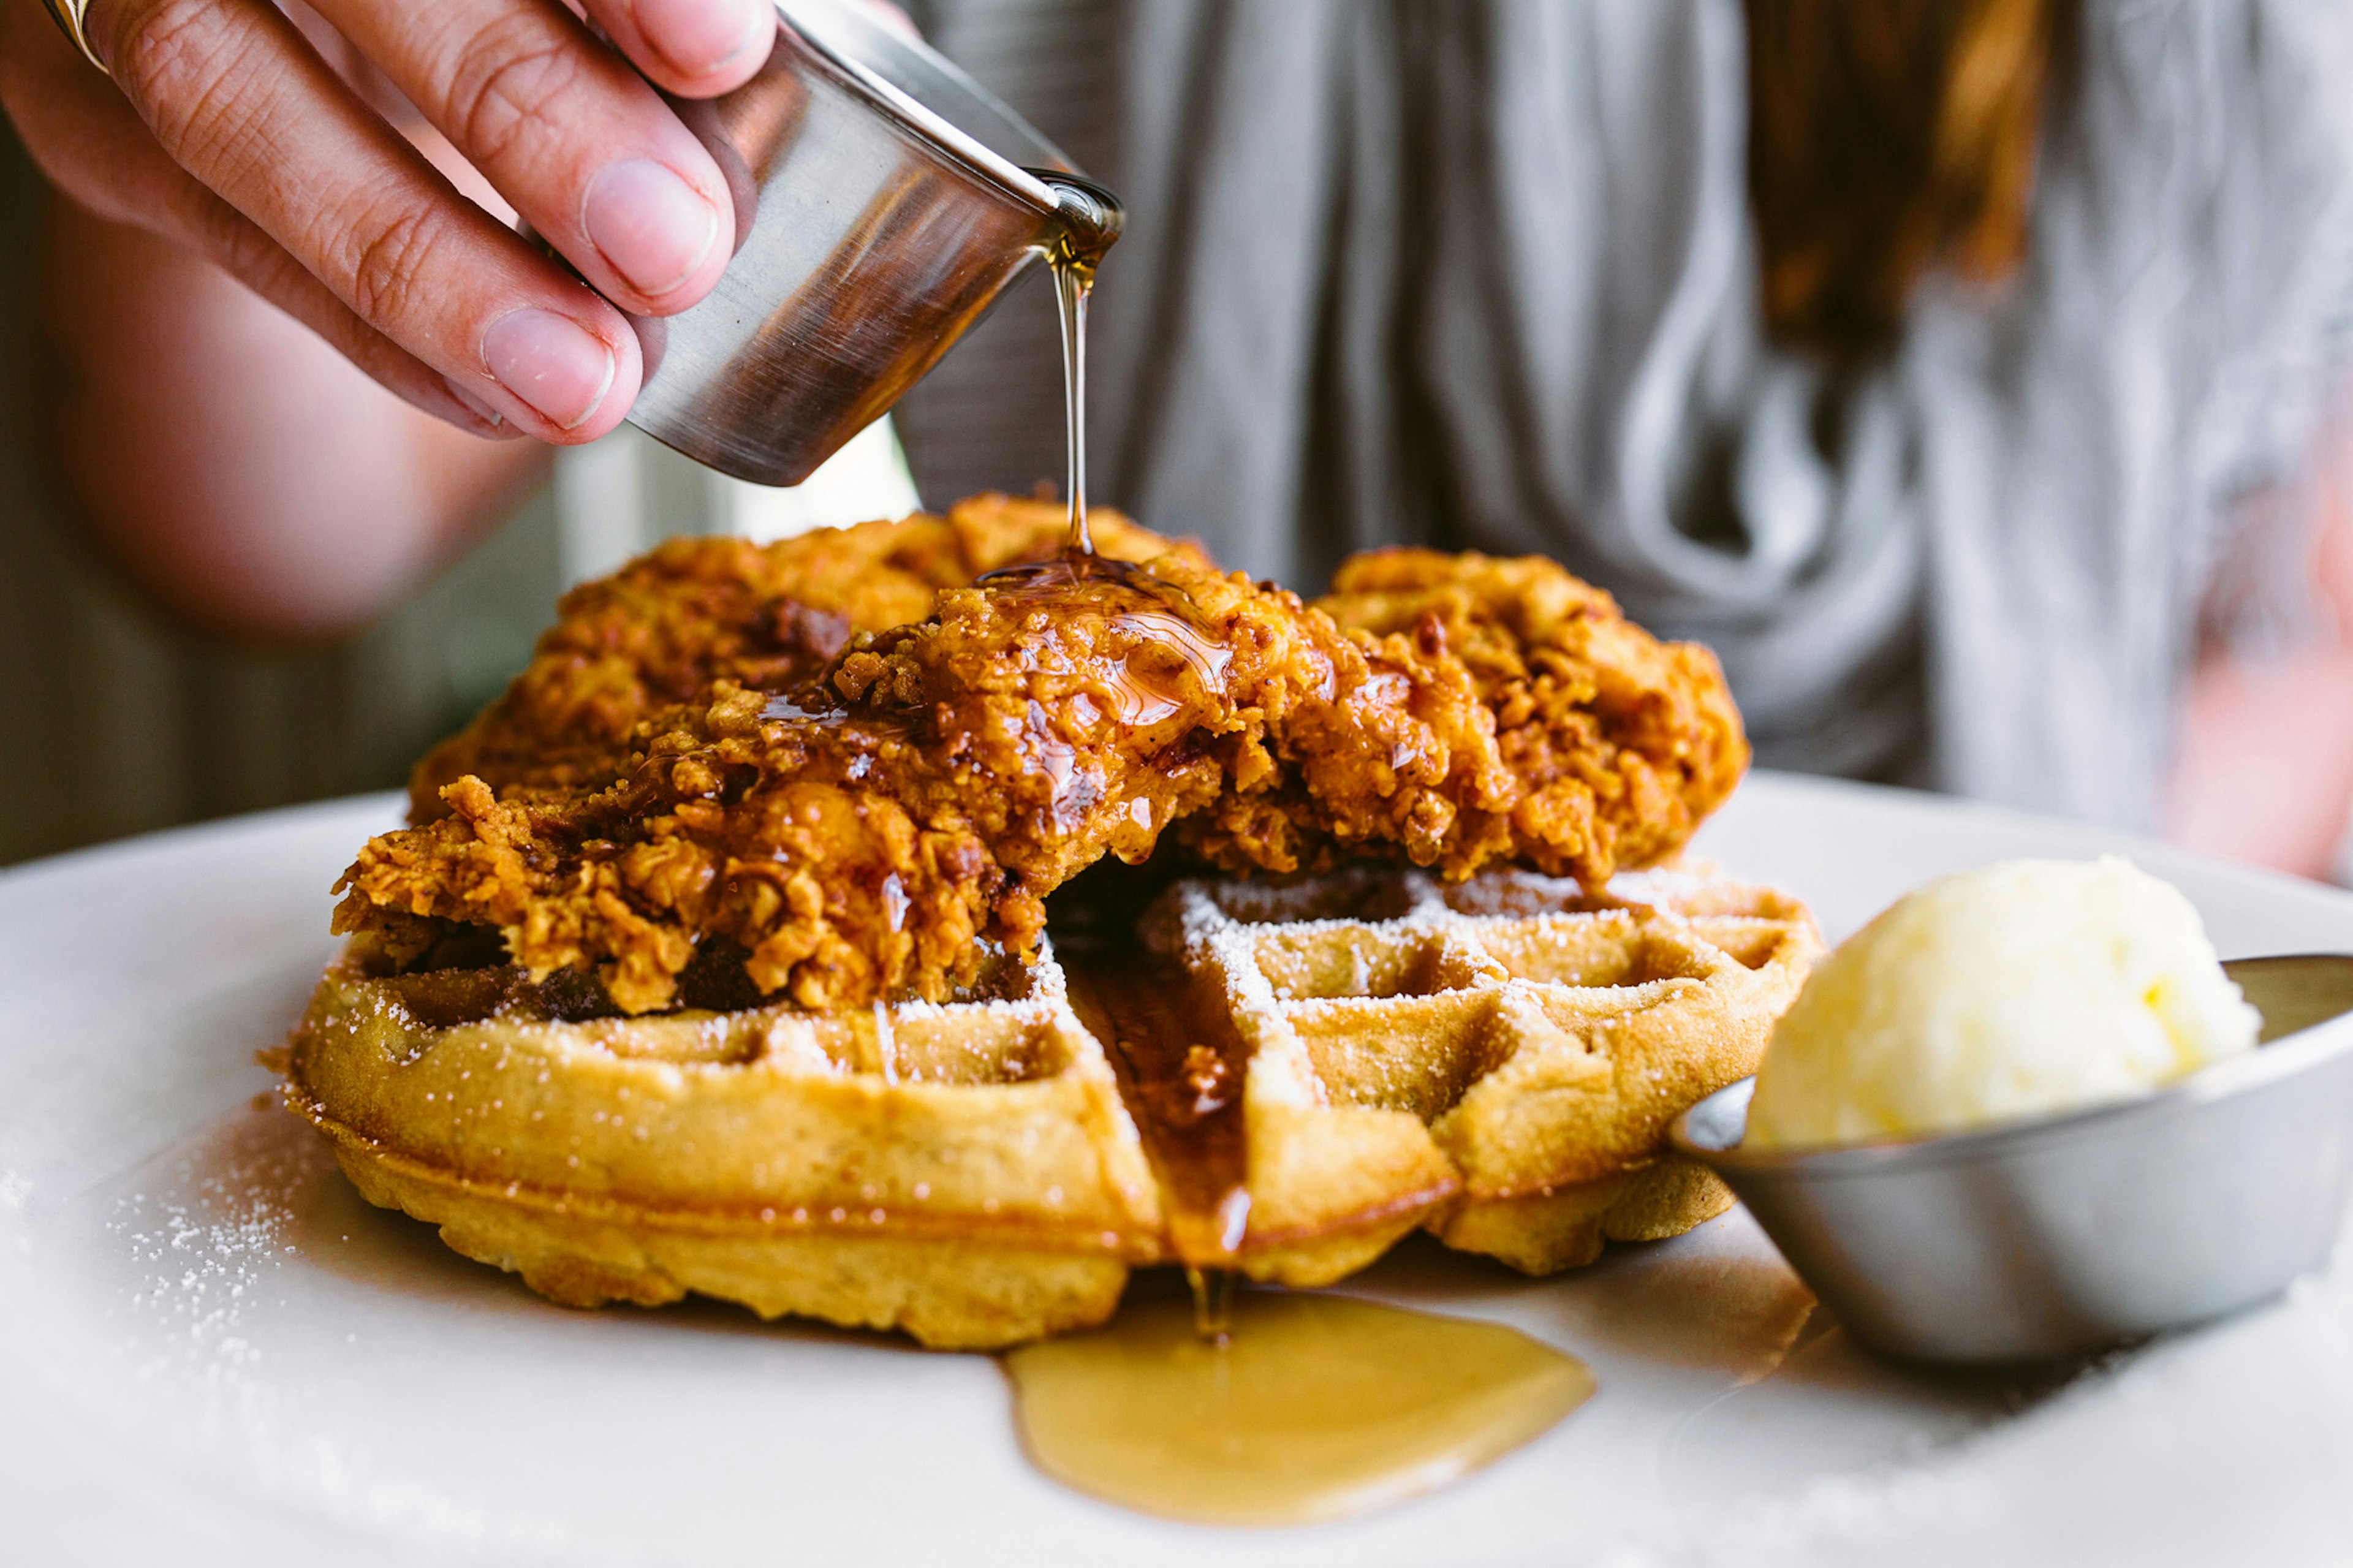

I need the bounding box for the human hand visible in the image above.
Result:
[0,0,778,443]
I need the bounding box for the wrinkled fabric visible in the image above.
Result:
[893,0,2353,827]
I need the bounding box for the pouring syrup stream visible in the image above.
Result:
[1032,173,1123,553]
[1056,260,1093,553]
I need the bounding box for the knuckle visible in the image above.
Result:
[338,194,449,331]
[110,0,259,159]
[440,19,585,171]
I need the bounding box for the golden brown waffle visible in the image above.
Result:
[284,866,1816,1347]
[1116,865,1821,1281]
[284,939,1164,1349]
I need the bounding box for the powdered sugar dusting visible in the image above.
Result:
[100,1108,587,1561]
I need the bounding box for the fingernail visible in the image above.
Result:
[631,0,757,75]
[442,374,505,429]
[482,309,616,431]
[583,159,719,298]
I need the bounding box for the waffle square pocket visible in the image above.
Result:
[1130,866,1822,1279]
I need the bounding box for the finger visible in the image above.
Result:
[88,0,642,441]
[1,3,509,438]
[306,0,735,316]
[194,196,525,439]
[578,0,776,99]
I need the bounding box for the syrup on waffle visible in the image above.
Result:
[283,865,1817,1347]
[1118,864,1821,1281]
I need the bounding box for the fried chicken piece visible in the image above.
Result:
[408,495,1194,818]
[1287,548,1749,884]
[336,527,1747,1017]
[336,551,1511,1013]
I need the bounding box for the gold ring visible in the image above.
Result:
[39,0,110,75]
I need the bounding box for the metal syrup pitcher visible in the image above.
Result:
[619,0,1121,487]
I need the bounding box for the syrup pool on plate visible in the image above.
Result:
[1003,1286,1594,1527]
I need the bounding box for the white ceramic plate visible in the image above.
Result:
[5,773,2352,1567]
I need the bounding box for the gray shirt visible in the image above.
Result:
[896,0,2353,827]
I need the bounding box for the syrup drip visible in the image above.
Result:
[1184,1264,1235,1343]
[1033,173,1122,554]
[1055,260,1093,553]
[972,554,1238,830]
[1036,899,1600,1529]
[975,549,1203,619]
[976,554,1234,728]
[1004,1287,1595,1527]
[756,690,921,744]
[1066,960,1253,1275]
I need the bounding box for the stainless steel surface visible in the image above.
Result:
[1672,956,2353,1365]
[623,0,1115,485]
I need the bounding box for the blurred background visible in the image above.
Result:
[7,0,2353,882]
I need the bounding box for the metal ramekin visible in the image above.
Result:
[1671,956,2353,1364]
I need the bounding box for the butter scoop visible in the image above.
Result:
[1745,857,2259,1149]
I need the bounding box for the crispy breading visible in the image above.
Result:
[1298,548,1749,882]
[409,495,1195,817]
[334,521,1748,1016]
[338,551,1517,1012]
